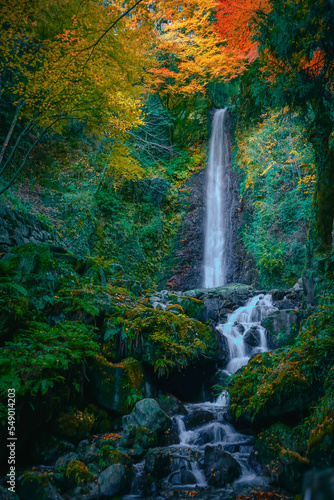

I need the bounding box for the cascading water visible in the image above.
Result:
[217,294,277,374]
[203,108,234,288]
[124,110,279,499]
[125,296,277,499]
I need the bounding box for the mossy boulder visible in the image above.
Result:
[18,470,62,500]
[89,356,144,414]
[53,408,95,444]
[203,445,241,487]
[307,377,334,469]
[229,328,334,428]
[120,398,171,447]
[65,460,94,488]
[144,448,175,478]
[255,423,308,493]
[97,463,133,497]
[156,394,187,416]
[183,284,253,322]
[31,433,75,465]
[101,305,218,379]
[55,452,79,471]
[176,296,205,320]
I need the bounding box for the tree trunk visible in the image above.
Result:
[307,102,334,261]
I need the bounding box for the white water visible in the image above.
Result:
[217,294,277,374]
[125,295,276,499]
[203,108,234,288]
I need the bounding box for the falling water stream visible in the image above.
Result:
[124,109,278,499]
[125,295,277,499]
[203,108,234,288]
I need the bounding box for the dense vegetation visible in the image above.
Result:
[0,0,333,498]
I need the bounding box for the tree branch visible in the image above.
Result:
[0,117,60,196]
[0,101,24,167]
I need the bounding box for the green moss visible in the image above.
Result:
[103,304,217,376]
[135,426,158,448]
[229,294,334,425]
[65,460,94,486]
[20,470,55,500]
[89,355,145,414]
[123,357,144,390]
[54,408,95,444]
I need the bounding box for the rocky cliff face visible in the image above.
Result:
[167,169,206,291]
[167,109,255,291]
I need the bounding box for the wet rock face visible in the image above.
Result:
[243,326,262,347]
[166,169,206,291]
[261,309,304,348]
[203,445,241,487]
[120,398,171,448]
[183,284,254,324]
[184,410,215,430]
[144,448,175,479]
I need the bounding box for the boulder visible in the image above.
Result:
[183,284,253,323]
[97,464,133,497]
[18,471,63,500]
[32,433,75,464]
[169,468,197,485]
[88,357,144,414]
[276,449,309,493]
[261,309,303,348]
[203,445,241,487]
[156,395,187,416]
[120,398,171,447]
[145,448,175,478]
[302,468,334,500]
[184,410,215,430]
[243,326,261,347]
[268,289,287,301]
[53,409,95,445]
[0,486,19,500]
[55,452,79,471]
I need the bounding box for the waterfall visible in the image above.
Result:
[203,107,233,288]
[217,294,277,374]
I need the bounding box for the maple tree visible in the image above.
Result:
[252,0,334,255]
[215,0,271,62]
[151,0,248,96]
[0,0,154,194]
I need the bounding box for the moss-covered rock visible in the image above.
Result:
[31,433,75,465]
[120,398,171,447]
[89,356,144,414]
[229,322,334,427]
[203,445,241,487]
[144,448,174,478]
[55,452,79,471]
[18,470,62,500]
[306,373,334,468]
[53,408,95,444]
[65,460,94,487]
[255,423,308,493]
[102,305,218,376]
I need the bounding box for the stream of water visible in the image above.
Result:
[125,294,276,499]
[203,108,234,288]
